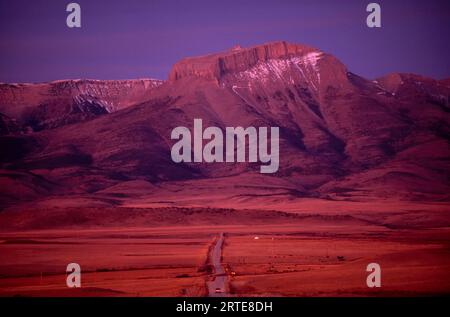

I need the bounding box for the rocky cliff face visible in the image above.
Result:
[169,41,321,82]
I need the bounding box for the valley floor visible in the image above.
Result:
[0,201,449,296]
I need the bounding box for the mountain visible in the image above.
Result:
[0,78,163,132]
[0,41,449,211]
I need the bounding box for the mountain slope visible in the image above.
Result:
[0,78,163,132]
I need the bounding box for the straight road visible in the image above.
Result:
[207,233,229,297]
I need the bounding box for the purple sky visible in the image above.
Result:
[0,0,449,83]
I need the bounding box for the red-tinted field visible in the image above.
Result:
[0,200,448,297]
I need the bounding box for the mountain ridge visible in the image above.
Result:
[0,78,163,132]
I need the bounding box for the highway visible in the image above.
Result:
[207,233,229,297]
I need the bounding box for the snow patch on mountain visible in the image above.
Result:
[231,51,323,91]
[291,52,323,87]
